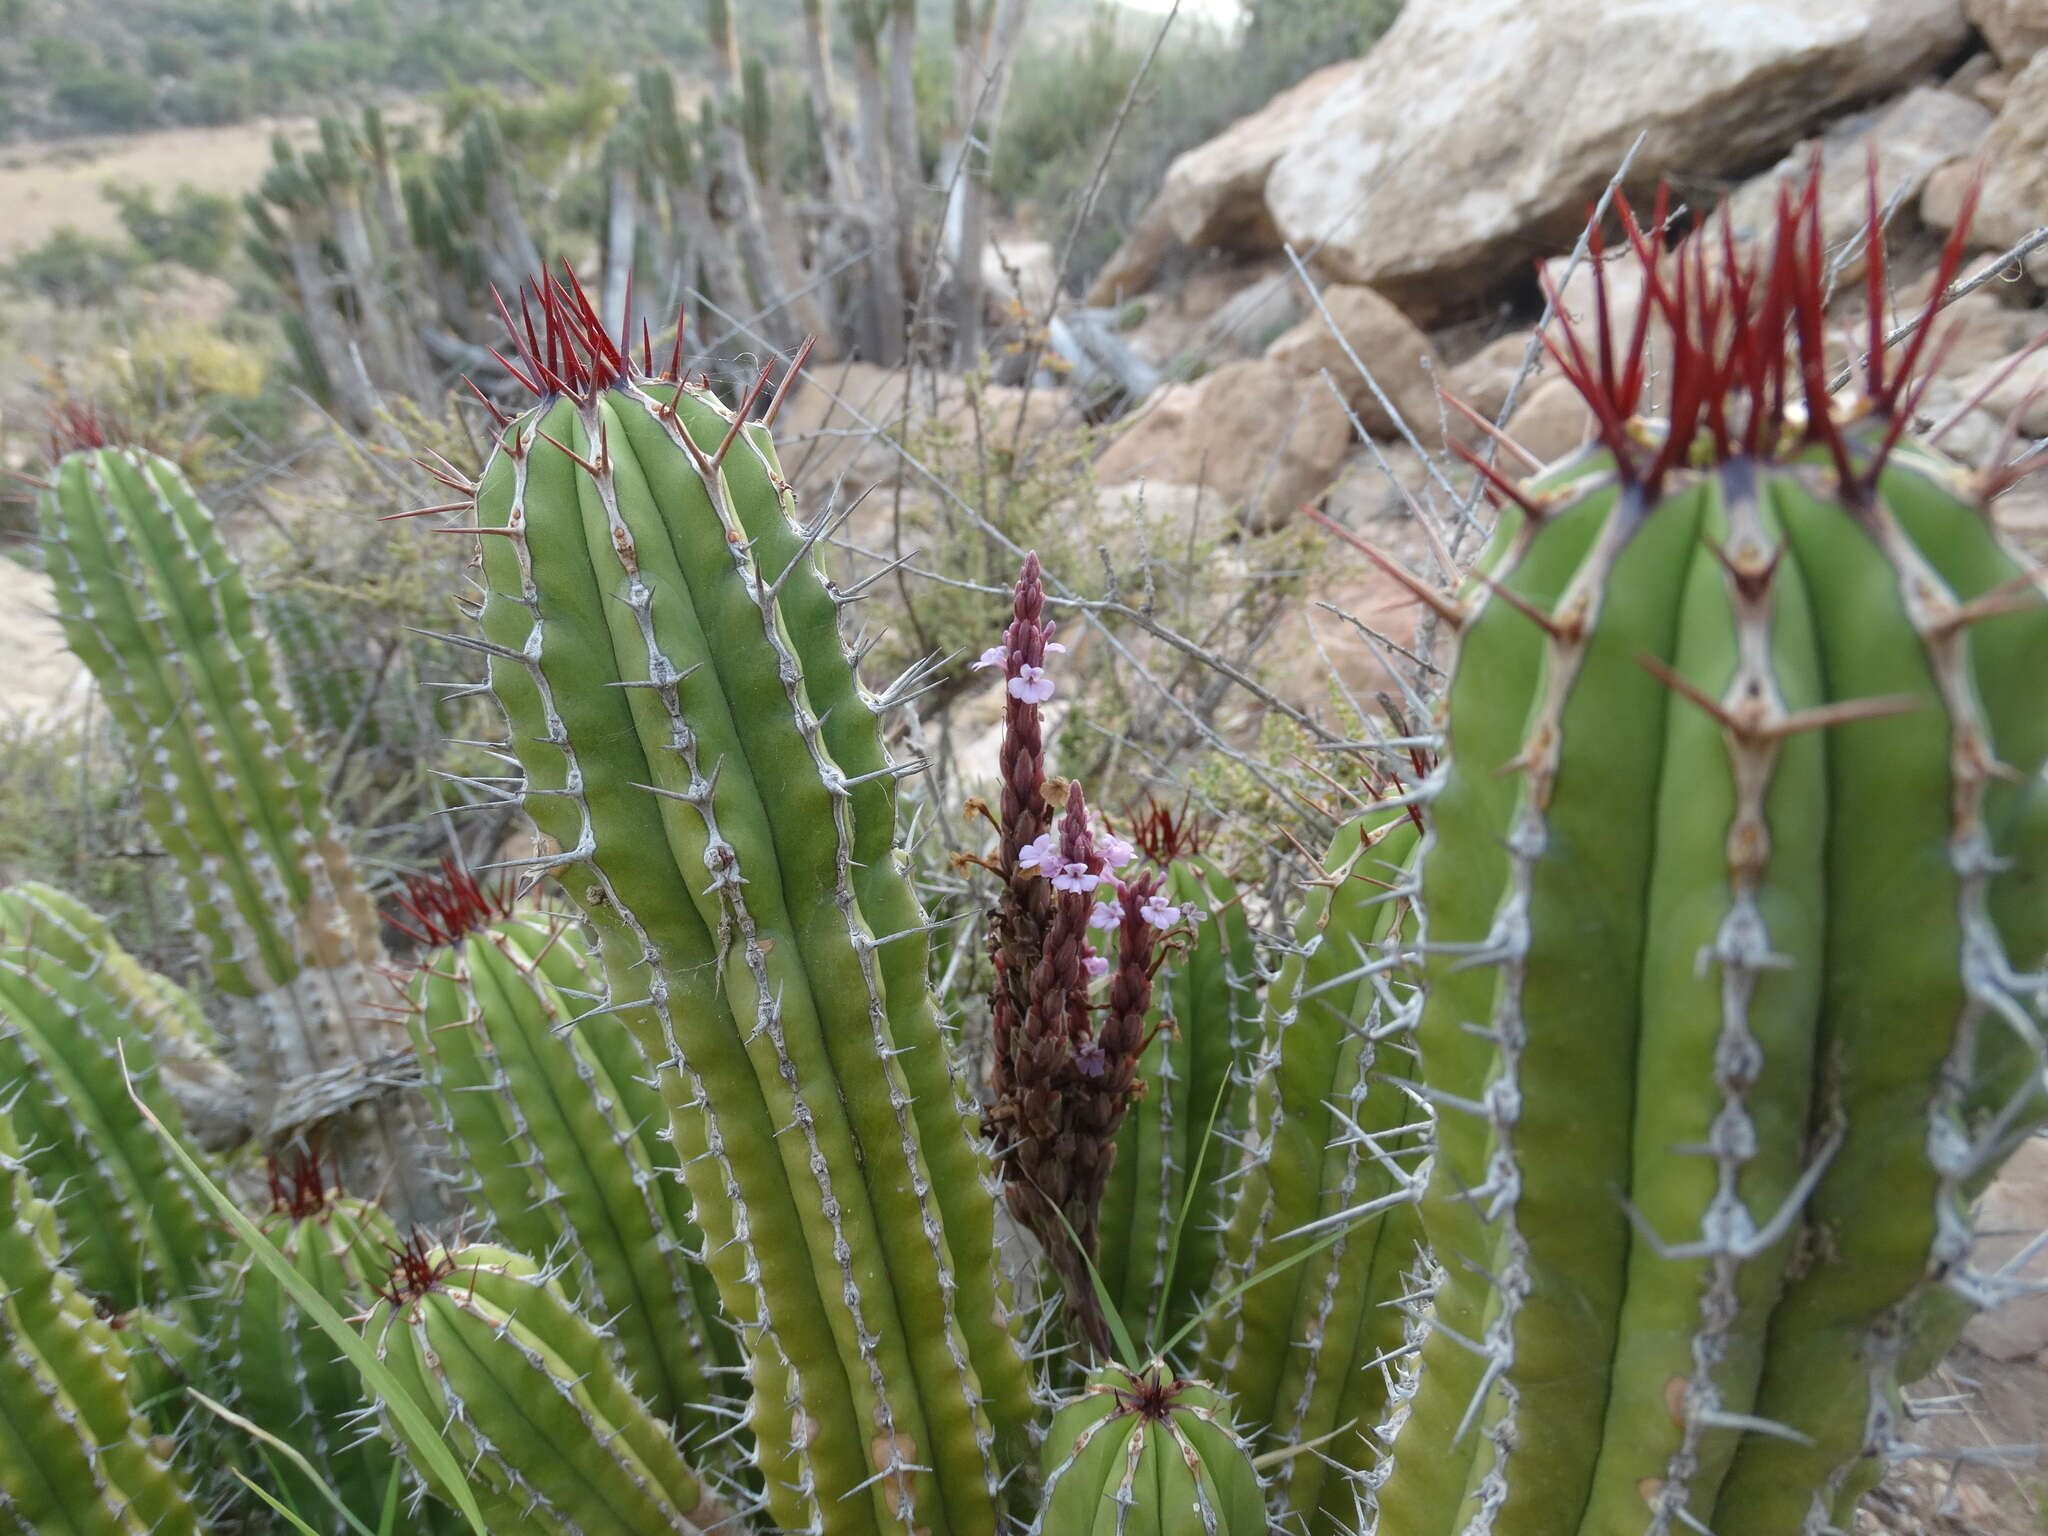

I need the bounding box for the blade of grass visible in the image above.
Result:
[1153,1075,1232,1357]
[119,1045,489,1536]
[234,1471,326,1536]
[186,1393,384,1536]
[1044,1198,1144,1373]
[1157,1222,1353,1364]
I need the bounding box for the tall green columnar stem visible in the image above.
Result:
[464,277,1033,1534]
[38,443,444,1227]
[1371,175,2048,1536]
[1199,810,1427,1533]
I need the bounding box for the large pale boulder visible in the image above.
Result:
[1723,87,1992,280]
[1968,0,2048,65]
[1155,61,1356,254]
[1264,284,1442,439]
[1093,357,1355,530]
[1265,0,1970,317]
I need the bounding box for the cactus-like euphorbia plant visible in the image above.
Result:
[460,277,1035,1533]
[1366,172,2048,1536]
[0,1105,199,1536]
[35,427,442,1226]
[1034,1362,1266,1535]
[369,1240,730,1535]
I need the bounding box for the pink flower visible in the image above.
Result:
[1044,639,1068,656]
[971,645,1008,672]
[1138,891,1184,928]
[1087,900,1119,931]
[1051,861,1101,894]
[1097,833,1136,871]
[1017,833,1059,874]
[1008,664,1054,704]
[1082,952,1109,980]
[1074,1040,1106,1077]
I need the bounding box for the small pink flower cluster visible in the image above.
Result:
[972,636,1068,705]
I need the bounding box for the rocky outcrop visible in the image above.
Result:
[1119,0,1968,319]
[1930,51,2048,276]
[1967,0,2048,66]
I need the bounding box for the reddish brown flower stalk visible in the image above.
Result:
[985,554,1058,1094]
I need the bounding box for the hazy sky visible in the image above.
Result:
[1118,0,1244,26]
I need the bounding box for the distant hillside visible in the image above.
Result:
[0,0,1119,142]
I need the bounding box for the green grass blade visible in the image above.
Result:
[1158,1223,1353,1364]
[190,1389,385,1536]
[1153,1077,1232,1356]
[234,1471,326,1536]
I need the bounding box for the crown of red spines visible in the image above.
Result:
[264,1150,341,1221]
[1469,157,1983,511]
[388,856,514,948]
[375,1229,457,1308]
[470,263,810,437]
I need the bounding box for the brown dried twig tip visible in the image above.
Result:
[387,857,514,948]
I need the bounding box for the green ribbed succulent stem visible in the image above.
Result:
[661,385,1034,1458]
[226,1196,401,1534]
[1197,813,1426,1530]
[0,1108,199,1536]
[0,886,212,1051]
[404,915,735,1448]
[260,590,412,755]
[0,917,217,1317]
[370,1244,730,1535]
[1373,428,2048,1536]
[37,448,441,1225]
[469,368,1032,1533]
[1032,1363,1266,1536]
[1097,858,1258,1349]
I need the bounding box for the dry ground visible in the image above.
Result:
[0,116,334,258]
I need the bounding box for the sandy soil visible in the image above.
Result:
[0,117,324,257]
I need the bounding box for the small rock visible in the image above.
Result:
[1967,0,2048,66]
[1724,87,1993,282]
[1264,284,1443,440]
[1087,200,1179,308]
[1093,356,1356,531]
[1504,375,1597,465]
[1947,51,2048,280]
[1446,331,1547,427]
